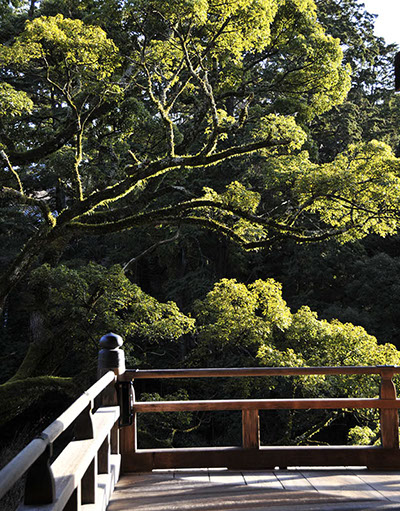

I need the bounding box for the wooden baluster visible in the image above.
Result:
[24,441,55,505]
[111,420,120,455]
[64,487,80,511]
[97,332,125,465]
[380,367,399,449]
[98,435,110,474]
[75,399,96,504]
[81,457,97,504]
[75,402,94,440]
[242,409,260,449]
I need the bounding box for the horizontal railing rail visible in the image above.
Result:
[133,397,400,412]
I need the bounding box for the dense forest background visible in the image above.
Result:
[2,1,400,494]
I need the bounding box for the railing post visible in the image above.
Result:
[98,333,137,472]
[98,333,125,407]
[242,409,260,449]
[379,367,399,449]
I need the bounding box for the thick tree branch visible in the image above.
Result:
[57,135,293,225]
[0,187,56,227]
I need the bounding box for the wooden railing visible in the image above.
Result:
[2,333,400,510]
[119,365,400,472]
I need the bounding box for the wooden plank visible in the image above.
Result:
[242,410,259,449]
[300,470,385,501]
[110,470,382,511]
[133,398,400,413]
[174,469,210,484]
[208,470,245,485]
[353,470,400,502]
[121,446,400,472]
[242,471,283,489]
[275,470,315,491]
[107,469,400,511]
[122,366,397,380]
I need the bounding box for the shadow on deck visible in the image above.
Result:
[107,468,400,511]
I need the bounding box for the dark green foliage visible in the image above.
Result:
[0,375,77,427]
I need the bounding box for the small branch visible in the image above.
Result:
[43,56,85,200]
[68,198,293,233]
[0,151,23,194]
[123,229,180,271]
[245,225,352,246]
[142,62,175,157]
[178,35,219,155]
[74,131,84,201]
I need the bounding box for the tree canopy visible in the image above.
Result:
[0,0,355,311]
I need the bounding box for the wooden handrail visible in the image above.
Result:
[0,370,115,502]
[121,365,400,380]
[42,370,116,443]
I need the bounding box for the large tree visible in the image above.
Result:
[0,0,355,315]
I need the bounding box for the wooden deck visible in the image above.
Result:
[107,468,400,510]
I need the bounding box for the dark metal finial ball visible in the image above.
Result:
[99,332,123,349]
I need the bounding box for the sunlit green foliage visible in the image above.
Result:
[11,263,194,379]
[192,276,400,373]
[188,277,400,445]
[295,141,400,240]
[0,0,355,313]
[2,14,120,90]
[194,278,292,356]
[347,425,378,446]
[0,83,33,117]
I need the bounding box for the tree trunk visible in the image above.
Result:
[0,227,54,317]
